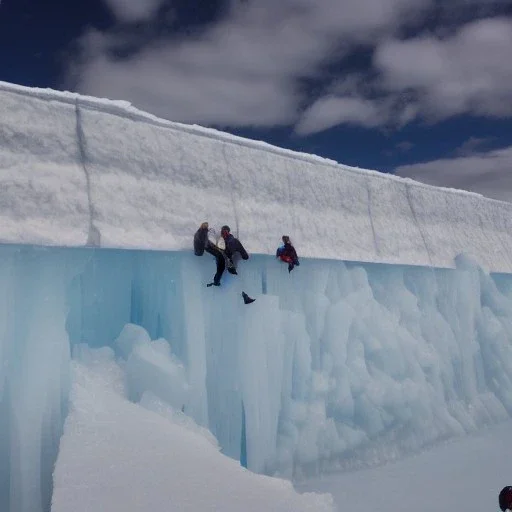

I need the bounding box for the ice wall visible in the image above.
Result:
[2,81,512,271]
[0,246,72,512]
[2,244,512,512]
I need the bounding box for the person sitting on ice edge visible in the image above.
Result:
[220,225,255,304]
[500,486,512,511]
[220,225,249,274]
[276,235,300,272]
[193,222,225,287]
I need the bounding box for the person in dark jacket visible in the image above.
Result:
[193,222,225,287]
[220,225,249,275]
[220,225,255,304]
[500,486,512,511]
[276,235,300,272]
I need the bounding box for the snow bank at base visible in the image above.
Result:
[298,420,512,512]
[51,347,333,512]
[2,81,512,271]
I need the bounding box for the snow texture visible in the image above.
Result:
[298,419,512,512]
[51,347,333,512]
[2,81,512,271]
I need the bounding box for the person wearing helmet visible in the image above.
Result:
[500,486,512,511]
[193,222,225,287]
[276,235,300,272]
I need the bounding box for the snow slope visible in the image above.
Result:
[2,81,512,271]
[298,419,512,512]
[51,347,333,512]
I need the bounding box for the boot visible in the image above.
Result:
[242,291,255,304]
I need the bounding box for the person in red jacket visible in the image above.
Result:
[500,486,512,511]
[276,235,300,272]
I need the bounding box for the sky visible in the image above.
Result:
[0,0,511,200]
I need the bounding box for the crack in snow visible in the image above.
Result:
[75,100,101,247]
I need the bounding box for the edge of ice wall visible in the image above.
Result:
[2,80,512,271]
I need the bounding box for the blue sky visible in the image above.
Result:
[1,0,512,200]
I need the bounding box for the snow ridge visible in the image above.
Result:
[1,80,512,271]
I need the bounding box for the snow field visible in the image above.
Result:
[298,419,512,512]
[51,345,333,512]
[2,81,512,270]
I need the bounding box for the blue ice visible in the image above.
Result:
[0,244,512,512]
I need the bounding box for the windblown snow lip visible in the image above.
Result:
[1,80,512,272]
[0,80,340,167]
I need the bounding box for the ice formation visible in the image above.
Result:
[0,245,511,512]
[1,82,512,512]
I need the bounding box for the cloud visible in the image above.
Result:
[455,136,493,156]
[396,141,414,152]
[68,0,430,128]
[102,0,165,22]
[374,17,512,120]
[293,14,512,133]
[68,1,512,134]
[395,145,512,202]
[295,95,385,135]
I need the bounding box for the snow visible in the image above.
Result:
[2,81,512,271]
[297,419,512,512]
[51,347,333,512]
[1,80,512,512]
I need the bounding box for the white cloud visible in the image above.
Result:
[395,145,512,202]
[69,1,512,133]
[293,15,512,133]
[69,0,430,128]
[374,17,512,120]
[102,0,165,22]
[295,95,385,135]
[455,136,493,156]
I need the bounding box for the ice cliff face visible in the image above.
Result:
[1,82,512,512]
[1,246,512,512]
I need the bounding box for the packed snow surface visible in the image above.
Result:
[2,81,512,271]
[51,347,333,512]
[298,419,512,512]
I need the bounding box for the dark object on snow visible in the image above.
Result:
[276,235,300,272]
[500,487,512,511]
[242,291,255,304]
